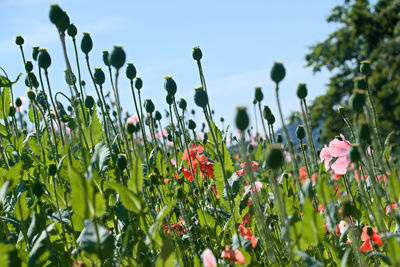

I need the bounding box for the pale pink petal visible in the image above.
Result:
[320,145,332,171]
[329,135,351,158]
[127,114,139,125]
[162,129,168,137]
[331,156,350,175]
[201,249,216,267]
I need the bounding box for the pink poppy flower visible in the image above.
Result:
[320,134,351,175]
[201,249,216,267]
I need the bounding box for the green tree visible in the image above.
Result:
[306,0,400,142]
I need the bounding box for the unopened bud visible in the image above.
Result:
[15,35,24,46]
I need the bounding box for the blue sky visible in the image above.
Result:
[0,0,340,132]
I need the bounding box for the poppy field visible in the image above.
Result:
[1,4,400,267]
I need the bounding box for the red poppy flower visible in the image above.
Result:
[360,226,383,252]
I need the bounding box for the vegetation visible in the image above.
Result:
[0,2,400,266]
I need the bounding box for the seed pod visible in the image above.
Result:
[67,117,77,130]
[67,23,77,38]
[271,62,286,84]
[144,99,155,114]
[349,144,361,162]
[149,173,159,186]
[15,35,24,46]
[126,63,137,80]
[192,46,202,61]
[27,90,36,101]
[353,76,367,90]
[358,121,371,145]
[263,105,272,120]
[25,73,39,89]
[337,106,346,116]
[176,187,185,200]
[8,106,15,117]
[166,93,173,105]
[297,83,308,99]
[36,92,48,109]
[48,163,57,176]
[116,154,127,171]
[32,47,40,61]
[64,69,76,85]
[296,125,306,140]
[135,77,143,90]
[360,60,371,76]
[32,182,44,198]
[58,11,70,33]
[85,95,95,109]
[188,119,196,130]
[194,87,208,108]
[265,144,284,170]
[49,4,64,27]
[80,33,93,55]
[235,107,249,131]
[276,134,282,143]
[15,97,22,107]
[93,68,105,85]
[267,113,275,125]
[38,49,51,70]
[102,50,110,66]
[109,46,126,70]
[164,76,177,96]
[178,98,187,110]
[126,122,135,135]
[254,87,263,102]
[349,89,366,113]
[154,110,162,121]
[25,61,33,72]
[167,133,173,142]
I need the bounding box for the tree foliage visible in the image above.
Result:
[306,0,400,142]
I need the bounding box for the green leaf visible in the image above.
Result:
[146,200,176,247]
[28,223,55,267]
[15,191,30,221]
[197,209,216,229]
[155,236,174,267]
[388,237,400,266]
[77,220,115,259]
[84,105,104,149]
[0,85,11,120]
[105,181,141,213]
[317,174,333,206]
[128,156,143,194]
[302,198,324,247]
